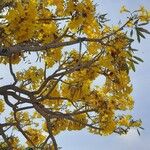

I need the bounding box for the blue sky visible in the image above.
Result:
[56,1,150,150]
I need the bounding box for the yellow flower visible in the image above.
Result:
[139,6,146,13]
[68,16,84,31]
[26,128,46,146]
[127,21,134,27]
[33,111,42,118]
[0,99,4,113]
[139,10,150,22]
[118,115,132,126]
[9,137,19,148]
[120,5,129,13]
[42,122,48,132]
[130,120,142,127]
[101,120,116,135]
[5,1,38,43]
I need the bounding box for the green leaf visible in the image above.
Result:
[131,48,138,52]
[137,129,141,136]
[130,29,133,37]
[25,148,33,150]
[130,62,136,72]
[67,101,72,106]
[130,59,139,64]
[133,56,144,62]
[138,31,146,39]
[138,22,149,26]
[100,13,107,18]
[128,38,134,43]
[126,65,129,74]
[139,127,144,130]
[127,51,132,57]
[137,27,150,34]
[137,32,141,43]
[0,15,4,18]
[135,27,140,42]
[134,19,139,25]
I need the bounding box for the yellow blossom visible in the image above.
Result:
[26,128,46,146]
[0,99,4,113]
[130,120,142,127]
[127,21,134,27]
[120,5,129,13]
